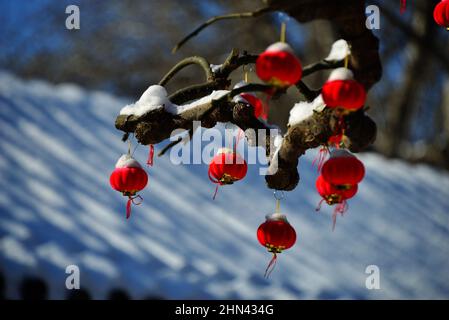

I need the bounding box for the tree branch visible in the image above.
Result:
[172,7,275,53]
[159,56,213,86]
[114,1,382,191]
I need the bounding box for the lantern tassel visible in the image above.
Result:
[208,168,222,200]
[212,184,219,200]
[264,253,278,278]
[332,201,348,231]
[400,0,406,14]
[126,198,132,219]
[312,147,329,172]
[126,195,143,219]
[147,145,154,166]
[315,199,325,212]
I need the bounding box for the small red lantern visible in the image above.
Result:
[315,174,358,230]
[257,213,297,277]
[233,82,268,120]
[321,68,366,111]
[208,148,247,199]
[110,154,148,219]
[434,0,449,29]
[321,149,365,186]
[256,42,302,87]
[239,93,267,120]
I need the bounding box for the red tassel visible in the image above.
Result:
[332,201,348,231]
[126,198,132,219]
[315,199,325,212]
[264,253,278,278]
[126,195,143,220]
[212,184,219,200]
[147,145,154,166]
[208,167,222,200]
[400,0,406,14]
[312,147,329,172]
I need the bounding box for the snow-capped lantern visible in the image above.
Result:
[110,154,148,219]
[233,81,267,120]
[256,42,302,87]
[208,148,248,198]
[321,149,365,186]
[239,93,267,120]
[315,175,358,230]
[257,213,296,277]
[434,0,449,29]
[321,68,366,111]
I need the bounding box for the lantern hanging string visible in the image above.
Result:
[344,53,350,69]
[243,65,249,83]
[280,22,286,43]
[274,190,284,213]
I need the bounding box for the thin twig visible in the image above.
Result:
[159,56,213,86]
[172,7,274,53]
[168,81,228,105]
[302,60,343,77]
[158,136,183,156]
[296,81,320,102]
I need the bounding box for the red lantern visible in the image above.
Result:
[256,42,302,87]
[321,149,365,186]
[316,174,358,205]
[233,81,268,120]
[434,0,449,28]
[239,93,267,120]
[257,213,296,277]
[208,148,247,199]
[315,174,358,230]
[110,154,148,219]
[321,68,366,111]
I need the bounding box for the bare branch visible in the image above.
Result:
[172,7,274,53]
[159,56,213,86]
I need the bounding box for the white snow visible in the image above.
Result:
[266,213,288,222]
[265,42,294,54]
[120,85,170,116]
[166,90,229,119]
[325,39,350,62]
[120,84,229,120]
[1,71,449,300]
[328,67,354,81]
[115,154,143,168]
[288,95,326,127]
[210,64,222,73]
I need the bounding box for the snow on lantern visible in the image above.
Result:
[434,0,449,29]
[315,174,358,231]
[256,42,302,87]
[110,154,148,219]
[208,148,248,199]
[321,68,366,111]
[321,149,365,186]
